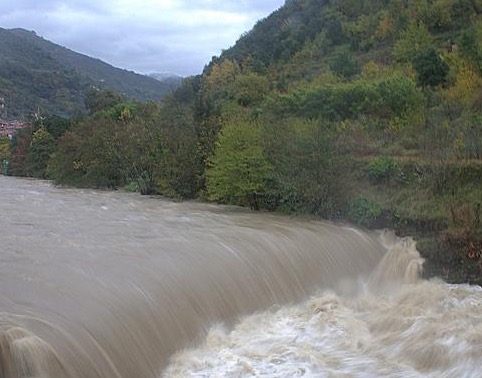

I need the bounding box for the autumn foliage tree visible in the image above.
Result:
[206,118,272,209]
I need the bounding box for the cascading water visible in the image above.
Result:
[164,235,482,377]
[0,176,481,377]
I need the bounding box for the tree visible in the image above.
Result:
[394,21,432,62]
[0,137,9,160]
[329,49,361,79]
[452,0,482,22]
[417,0,453,31]
[333,0,364,19]
[47,130,85,186]
[326,19,344,45]
[233,72,270,107]
[9,127,32,176]
[117,115,163,195]
[460,27,482,73]
[206,118,272,209]
[25,127,55,178]
[42,115,71,139]
[262,117,342,217]
[376,75,424,117]
[80,117,125,189]
[0,137,10,175]
[194,59,242,172]
[48,116,124,188]
[84,89,124,114]
[412,48,450,87]
[153,98,201,198]
[203,59,240,102]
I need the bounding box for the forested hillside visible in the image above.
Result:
[0,28,176,118]
[4,0,482,283]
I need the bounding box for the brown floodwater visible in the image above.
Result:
[0,177,388,377]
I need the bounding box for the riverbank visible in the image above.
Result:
[3,172,481,286]
[340,157,482,286]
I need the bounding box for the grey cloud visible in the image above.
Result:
[190,0,284,12]
[0,0,285,76]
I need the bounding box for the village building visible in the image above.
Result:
[0,120,30,139]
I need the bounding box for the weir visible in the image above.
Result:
[0,177,384,377]
[1,177,481,377]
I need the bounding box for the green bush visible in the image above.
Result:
[348,196,384,226]
[270,76,422,121]
[375,75,423,118]
[412,48,450,88]
[273,82,378,120]
[329,50,361,78]
[366,156,398,183]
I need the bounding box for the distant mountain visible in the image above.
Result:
[149,72,184,88]
[0,28,179,119]
[149,72,183,81]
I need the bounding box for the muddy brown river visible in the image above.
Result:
[0,177,481,377]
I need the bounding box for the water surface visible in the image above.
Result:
[0,177,385,377]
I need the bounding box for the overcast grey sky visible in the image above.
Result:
[0,0,286,76]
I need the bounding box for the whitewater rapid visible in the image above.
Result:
[164,236,482,377]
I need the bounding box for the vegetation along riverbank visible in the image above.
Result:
[2,0,481,284]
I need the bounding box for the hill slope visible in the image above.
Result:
[0,28,176,118]
[195,0,482,283]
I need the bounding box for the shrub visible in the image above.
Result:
[348,196,384,227]
[329,50,361,79]
[366,156,398,183]
[376,75,423,118]
[412,48,450,88]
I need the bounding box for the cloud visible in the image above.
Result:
[0,0,285,76]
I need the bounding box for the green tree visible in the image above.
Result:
[203,59,240,103]
[233,72,270,107]
[80,117,125,188]
[326,19,344,45]
[329,49,361,79]
[412,48,450,87]
[48,116,124,188]
[9,127,32,176]
[194,60,242,173]
[84,89,125,115]
[0,137,10,160]
[452,0,482,22]
[47,130,85,186]
[333,0,364,19]
[376,75,424,117]
[262,117,343,216]
[153,98,201,197]
[206,118,272,208]
[460,27,482,73]
[25,127,55,178]
[118,116,162,194]
[42,115,71,139]
[0,136,10,175]
[416,0,453,31]
[394,21,432,62]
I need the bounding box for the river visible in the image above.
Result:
[0,177,481,377]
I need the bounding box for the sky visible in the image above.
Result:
[0,0,286,76]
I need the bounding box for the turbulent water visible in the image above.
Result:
[0,177,481,377]
[166,240,482,377]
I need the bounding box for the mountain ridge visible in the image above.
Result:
[0,28,178,119]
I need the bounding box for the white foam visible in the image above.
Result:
[163,235,482,377]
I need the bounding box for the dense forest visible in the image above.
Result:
[2,0,482,284]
